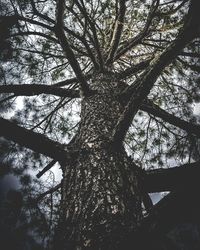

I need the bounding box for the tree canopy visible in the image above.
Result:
[0,0,200,249]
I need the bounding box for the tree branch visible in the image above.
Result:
[106,0,126,65]
[55,0,91,96]
[144,161,200,193]
[14,47,65,59]
[0,94,16,105]
[0,84,80,98]
[35,183,62,202]
[141,99,200,138]
[36,160,57,178]
[10,31,58,43]
[0,117,70,161]
[116,59,151,79]
[52,73,93,87]
[16,14,54,31]
[112,0,199,145]
[180,51,200,58]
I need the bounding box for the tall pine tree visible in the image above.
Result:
[0,0,200,249]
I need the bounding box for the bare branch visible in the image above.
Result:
[52,73,93,87]
[14,47,65,59]
[106,0,126,65]
[30,98,72,131]
[55,0,91,96]
[35,183,62,202]
[30,0,55,24]
[16,14,54,31]
[144,161,200,193]
[64,6,99,69]
[158,0,188,16]
[10,31,58,43]
[0,117,69,161]
[117,59,152,79]
[30,0,98,67]
[0,94,16,105]
[180,51,200,58]
[36,160,57,178]
[0,84,80,98]
[141,99,200,138]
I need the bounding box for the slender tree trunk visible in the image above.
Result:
[54,73,142,249]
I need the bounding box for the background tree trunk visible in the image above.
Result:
[54,73,142,249]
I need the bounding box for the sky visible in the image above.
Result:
[194,103,200,115]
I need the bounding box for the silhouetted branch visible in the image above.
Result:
[141,99,200,138]
[35,183,62,202]
[0,94,16,105]
[180,51,200,58]
[55,0,91,96]
[36,160,57,178]
[15,14,54,31]
[10,31,58,43]
[74,0,104,71]
[52,73,93,87]
[106,0,126,65]
[117,59,151,79]
[144,161,200,193]
[0,84,80,98]
[0,117,69,160]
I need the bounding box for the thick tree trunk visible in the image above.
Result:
[54,73,142,249]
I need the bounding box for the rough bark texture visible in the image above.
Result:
[54,73,142,249]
